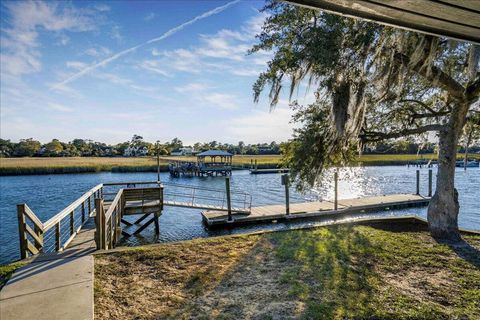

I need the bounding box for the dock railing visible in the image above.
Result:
[16,180,251,259]
[95,188,125,250]
[16,184,103,259]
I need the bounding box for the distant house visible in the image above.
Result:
[124,146,148,157]
[170,147,194,156]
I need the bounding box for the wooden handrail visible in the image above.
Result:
[43,184,102,231]
[23,204,44,230]
[105,189,123,221]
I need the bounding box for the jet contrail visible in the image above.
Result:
[51,0,241,90]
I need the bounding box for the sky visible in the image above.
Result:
[0,0,315,145]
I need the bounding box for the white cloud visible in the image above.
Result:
[110,25,122,42]
[144,12,156,21]
[47,102,74,112]
[84,46,112,57]
[202,93,238,110]
[66,61,88,70]
[57,33,70,45]
[0,1,98,76]
[138,60,170,76]
[175,82,210,93]
[94,4,111,12]
[145,12,271,78]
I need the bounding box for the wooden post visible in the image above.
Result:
[282,174,290,215]
[81,202,85,223]
[156,141,161,183]
[428,169,433,197]
[33,224,43,251]
[334,170,338,210]
[17,204,27,259]
[55,222,61,251]
[88,196,92,216]
[416,170,420,195]
[69,211,74,235]
[226,177,232,221]
[255,159,258,170]
[95,198,105,250]
[250,159,253,169]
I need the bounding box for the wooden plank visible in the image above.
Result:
[26,240,39,255]
[369,0,480,28]
[23,204,44,230]
[288,0,480,43]
[25,224,43,248]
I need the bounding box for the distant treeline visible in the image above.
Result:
[0,135,284,157]
[1,135,478,158]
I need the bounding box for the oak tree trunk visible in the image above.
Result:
[427,101,469,241]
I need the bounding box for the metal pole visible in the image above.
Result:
[428,169,432,197]
[334,170,338,210]
[226,177,232,222]
[416,170,420,195]
[283,174,290,215]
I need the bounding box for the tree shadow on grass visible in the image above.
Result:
[174,225,380,319]
[436,237,480,269]
[365,219,480,268]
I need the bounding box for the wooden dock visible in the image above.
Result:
[201,193,430,227]
[250,168,289,174]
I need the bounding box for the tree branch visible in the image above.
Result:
[394,52,465,100]
[466,77,480,102]
[361,124,443,142]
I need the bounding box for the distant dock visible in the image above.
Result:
[250,168,289,174]
[202,194,430,227]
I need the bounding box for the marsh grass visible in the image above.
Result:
[1,154,478,175]
[94,221,480,319]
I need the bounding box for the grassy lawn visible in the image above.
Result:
[0,262,25,290]
[94,221,480,319]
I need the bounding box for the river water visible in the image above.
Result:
[0,166,478,264]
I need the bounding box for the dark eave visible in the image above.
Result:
[286,0,480,44]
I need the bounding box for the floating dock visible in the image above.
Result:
[201,194,430,227]
[250,168,289,174]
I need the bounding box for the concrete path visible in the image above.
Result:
[0,216,97,320]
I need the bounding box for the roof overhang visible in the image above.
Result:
[286,0,480,44]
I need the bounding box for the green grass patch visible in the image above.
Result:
[94,221,480,319]
[0,262,26,290]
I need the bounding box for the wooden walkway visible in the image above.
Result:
[202,194,430,227]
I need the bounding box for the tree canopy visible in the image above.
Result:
[251,1,479,239]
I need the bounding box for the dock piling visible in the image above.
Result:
[282,174,290,215]
[428,169,433,197]
[225,177,232,221]
[416,170,420,195]
[334,170,338,210]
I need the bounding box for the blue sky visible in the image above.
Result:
[1,0,314,145]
